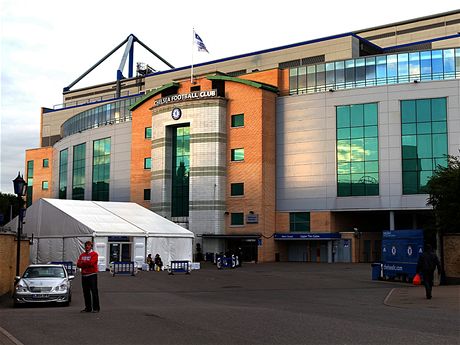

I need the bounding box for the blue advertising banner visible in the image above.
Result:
[274,233,341,240]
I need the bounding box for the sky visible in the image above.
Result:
[0,0,458,193]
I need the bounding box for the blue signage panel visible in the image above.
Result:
[381,229,424,279]
[274,233,341,240]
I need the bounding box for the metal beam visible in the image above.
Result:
[117,35,135,80]
[64,37,129,92]
[135,36,175,69]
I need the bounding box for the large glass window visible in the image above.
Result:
[289,48,460,95]
[59,149,68,199]
[401,98,448,194]
[171,126,190,217]
[72,143,86,200]
[92,138,110,201]
[337,103,379,196]
[26,160,34,207]
[289,212,310,232]
[61,96,143,138]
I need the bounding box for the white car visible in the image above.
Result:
[13,264,74,307]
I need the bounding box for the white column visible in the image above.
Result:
[389,211,395,230]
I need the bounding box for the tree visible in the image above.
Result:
[0,192,20,226]
[426,154,460,235]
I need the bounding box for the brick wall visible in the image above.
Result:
[25,147,53,203]
[0,233,30,296]
[130,100,154,209]
[443,235,460,281]
[225,82,277,262]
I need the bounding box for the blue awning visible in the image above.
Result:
[274,233,341,240]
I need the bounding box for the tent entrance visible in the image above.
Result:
[109,243,131,262]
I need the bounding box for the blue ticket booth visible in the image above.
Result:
[381,229,424,281]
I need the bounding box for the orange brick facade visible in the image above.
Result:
[25,147,53,204]
[130,100,153,208]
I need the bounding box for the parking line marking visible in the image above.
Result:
[0,326,25,345]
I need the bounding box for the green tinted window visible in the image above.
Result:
[289,212,310,232]
[231,213,244,226]
[337,106,350,128]
[26,160,34,207]
[59,149,68,199]
[42,181,48,190]
[145,127,152,139]
[72,143,86,200]
[401,98,447,194]
[231,183,244,196]
[231,148,244,161]
[336,103,379,196]
[43,159,49,168]
[92,138,110,201]
[231,114,244,127]
[172,126,190,217]
[144,157,151,169]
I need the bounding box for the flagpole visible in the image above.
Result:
[191,28,194,84]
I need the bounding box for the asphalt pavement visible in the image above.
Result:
[0,263,458,345]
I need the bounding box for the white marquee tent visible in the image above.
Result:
[10,198,194,270]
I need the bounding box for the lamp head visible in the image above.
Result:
[12,172,27,197]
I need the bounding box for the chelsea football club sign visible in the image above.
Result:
[154,89,217,106]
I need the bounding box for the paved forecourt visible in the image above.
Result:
[0,263,458,345]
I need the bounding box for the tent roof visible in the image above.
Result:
[23,199,194,238]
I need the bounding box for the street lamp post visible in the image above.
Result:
[12,172,27,277]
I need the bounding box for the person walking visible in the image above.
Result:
[77,240,100,312]
[416,244,442,300]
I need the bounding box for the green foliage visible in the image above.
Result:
[426,154,460,234]
[0,192,21,226]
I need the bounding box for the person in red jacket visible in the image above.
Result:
[77,241,100,312]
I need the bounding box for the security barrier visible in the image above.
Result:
[168,260,191,275]
[111,261,136,276]
[49,261,76,275]
[216,255,238,269]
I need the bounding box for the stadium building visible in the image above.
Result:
[24,11,460,263]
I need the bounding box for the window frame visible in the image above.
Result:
[41,181,49,190]
[289,212,310,232]
[230,212,245,226]
[231,114,244,128]
[230,183,244,197]
[231,148,244,162]
[144,157,152,169]
[145,127,152,139]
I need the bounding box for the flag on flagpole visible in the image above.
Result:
[194,31,209,53]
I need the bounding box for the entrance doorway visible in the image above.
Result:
[109,243,131,262]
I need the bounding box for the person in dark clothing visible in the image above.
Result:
[416,244,442,299]
[154,254,163,271]
[146,254,154,271]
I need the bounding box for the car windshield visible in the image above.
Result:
[23,267,65,278]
